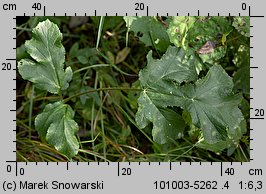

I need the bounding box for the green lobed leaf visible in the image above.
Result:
[35,101,79,159]
[136,92,185,144]
[16,44,30,61]
[18,19,72,94]
[126,16,170,52]
[136,46,199,144]
[136,46,245,146]
[69,42,79,58]
[140,46,199,89]
[77,47,98,65]
[196,120,247,155]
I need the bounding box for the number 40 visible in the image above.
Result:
[32,3,42,10]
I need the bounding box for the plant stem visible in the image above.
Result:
[91,72,98,161]
[94,17,137,76]
[29,84,34,139]
[96,16,105,50]
[64,87,143,103]
[113,101,161,153]
[96,50,137,76]
[95,16,137,77]
[99,80,106,161]
[73,64,110,74]
[78,149,111,162]
[239,144,248,162]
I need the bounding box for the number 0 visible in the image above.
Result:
[242,3,246,10]
[7,165,12,172]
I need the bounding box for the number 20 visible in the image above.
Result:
[135,3,144,10]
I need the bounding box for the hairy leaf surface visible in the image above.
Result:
[136,46,244,145]
[18,19,72,94]
[35,101,79,159]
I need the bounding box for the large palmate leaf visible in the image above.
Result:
[136,46,245,146]
[18,19,72,94]
[125,16,170,52]
[140,46,199,88]
[136,93,186,143]
[136,46,199,144]
[35,101,79,159]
